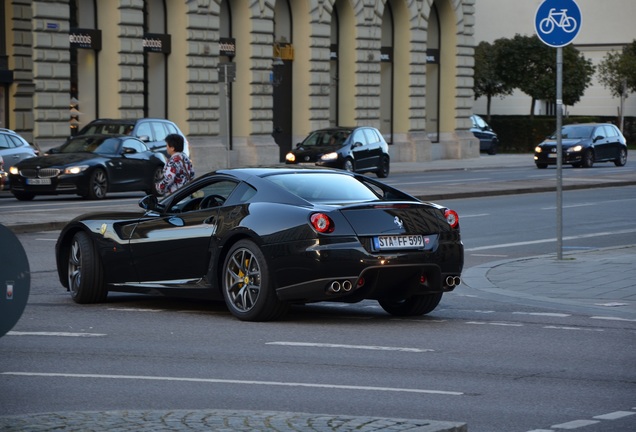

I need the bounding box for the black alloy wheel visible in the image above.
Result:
[376,155,390,178]
[378,292,443,316]
[581,149,594,168]
[67,231,107,304]
[146,166,164,195]
[86,168,108,199]
[343,159,354,172]
[614,148,627,167]
[222,239,288,321]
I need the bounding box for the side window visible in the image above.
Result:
[7,135,27,148]
[169,180,239,213]
[352,129,367,146]
[151,122,168,142]
[164,122,178,135]
[0,134,9,149]
[122,139,146,153]
[135,122,153,140]
[604,125,618,138]
[363,128,380,144]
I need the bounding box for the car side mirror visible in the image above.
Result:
[122,147,137,155]
[593,135,604,142]
[137,135,150,143]
[139,194,159,211]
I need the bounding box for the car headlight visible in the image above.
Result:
[285,152,296,163]
[566,145,583,153]
[320,152,338,161]
[64,165,89,175]
[534,146,543,153]
[9,166,19,175]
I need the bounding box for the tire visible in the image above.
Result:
[376,155,390,178]
[343,159,354,173]
[614,148,627,167]
[12,191,35,201]
[581,149,594,168]
[379,292,443,316]
[536,163,548,169]
[86,168,108,199]
[222,239,289,321]
[67,231,107,304]
[487,140,497,155]
[145,166,163,195]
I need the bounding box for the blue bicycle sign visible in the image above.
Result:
[535,0,581,47]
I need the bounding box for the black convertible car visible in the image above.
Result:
[55,167,463,321]
[9,134,166,200]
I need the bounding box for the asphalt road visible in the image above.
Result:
[1,185,634,432]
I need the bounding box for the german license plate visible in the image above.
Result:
[374,235,427,250]
[548,153,557,158]
[26,178,51,185]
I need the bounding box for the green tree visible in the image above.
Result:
[597,40,636,131]
[473,40,513,122]
[495,34,594,118]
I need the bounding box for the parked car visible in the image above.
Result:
[55,167,463,322]
[9,134,166,200]
[70,118,190,158]
[471,115,499,155]
[534,123,628,169]
[0,128,39,190]
[285,126,391,178]
[0,155,6,190]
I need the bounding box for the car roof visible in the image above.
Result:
[86,118,174,124]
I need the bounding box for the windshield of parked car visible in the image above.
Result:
[552,125,594,140]
[268,172,380,203]
[79,123,134,135]
[60,137,121,154]
[301,130,351,147]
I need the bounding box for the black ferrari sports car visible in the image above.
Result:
[55,167,463,321]
[8,134,165,200]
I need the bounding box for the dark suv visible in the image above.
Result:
[73,118,190,158]
[471,115,499,155]
[285,126,390,178]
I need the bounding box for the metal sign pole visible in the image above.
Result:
[556,47,563,260]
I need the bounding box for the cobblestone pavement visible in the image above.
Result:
[0,410,467,432]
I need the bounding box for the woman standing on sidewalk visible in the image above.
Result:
[155,134,195,196]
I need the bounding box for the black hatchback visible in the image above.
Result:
[285,126,390,178]
[534,123,628,168]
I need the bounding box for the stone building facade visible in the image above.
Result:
[1,0,478,174]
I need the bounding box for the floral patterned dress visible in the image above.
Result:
[155,152,195,195]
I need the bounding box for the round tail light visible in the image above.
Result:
[310,213,334,233]
[444,209,459,229]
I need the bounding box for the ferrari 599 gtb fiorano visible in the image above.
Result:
[55,167,463,321]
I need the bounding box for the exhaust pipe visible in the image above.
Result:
[330,281,341,293]
[445,276,461,287]
[342,280,352,292]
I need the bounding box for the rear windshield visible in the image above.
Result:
[267,172,379,203]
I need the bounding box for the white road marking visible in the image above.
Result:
[591,316,636,322]
[107,308,164,312]
[465,228,636,251]
[266,341,433,353]
[7,331,106,337]
[551,419,599,429]
[513,312,570,317]
[543,326,603,332]
[1,372,463,396]
[593,411,636,420]
[466,321,523,327]
[459,213,490,218]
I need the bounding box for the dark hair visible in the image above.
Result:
[165,133,184,152]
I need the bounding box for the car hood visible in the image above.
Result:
[291,145,340,162]
[16,153,101,168]
[539,139,587,149]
